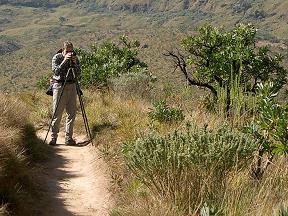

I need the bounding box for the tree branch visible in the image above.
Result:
[164,50,218,98]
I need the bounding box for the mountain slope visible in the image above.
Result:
[0,0,287,91]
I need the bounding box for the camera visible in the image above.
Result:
[67,51,77,66]
[70,51,77,56]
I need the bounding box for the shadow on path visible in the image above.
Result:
[36,145,79,216]
[34,130,113,216]
[35,131,84,216]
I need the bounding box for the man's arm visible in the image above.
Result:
[52,54,67,76]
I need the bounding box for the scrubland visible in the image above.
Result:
[2,75,288,215]
[61,77,288,215]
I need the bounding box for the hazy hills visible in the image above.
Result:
[3,0,288,17]
[0,0,70,7]
[0,0,288,91]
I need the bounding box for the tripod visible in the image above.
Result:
[43,68,94,146]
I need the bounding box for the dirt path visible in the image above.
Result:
[37,131,113,216]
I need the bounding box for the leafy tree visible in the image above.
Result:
[166,24,287,111]
[76,36,148,87]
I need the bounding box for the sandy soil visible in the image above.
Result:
[37,131,113,216]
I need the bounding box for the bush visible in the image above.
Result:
[36,74,50,90]
[122,123,257,211]
[148,100,185,123]
[76,36,148,87]
[244,82,288,178]
[111,71,156,100]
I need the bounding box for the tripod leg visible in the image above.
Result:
[76,82,94,145]
[78,94,89,137]
[75,83,89,135]
[79,94,94,145]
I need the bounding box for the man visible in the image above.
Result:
[49,41,81,146]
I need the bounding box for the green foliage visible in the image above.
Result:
[76,36,148,87]
[122,123,256,210]
[36,74,50,90]
[242,82,288,178]
[212,75,257,123]
[148,100,185,123]
[244,82,288,155]
[181,23,287,98]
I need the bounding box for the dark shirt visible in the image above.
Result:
[51,53,81,81]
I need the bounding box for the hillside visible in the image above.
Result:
[1,1,288,215]
[0,0,288,91]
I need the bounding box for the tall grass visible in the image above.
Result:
[19,92,52,129]
[91,78,288,215]
[0,93,50,215]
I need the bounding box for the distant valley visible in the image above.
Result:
[0,0,288,91]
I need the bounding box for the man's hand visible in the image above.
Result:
[63,52,73,63]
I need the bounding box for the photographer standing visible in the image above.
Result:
[49,41,81,146]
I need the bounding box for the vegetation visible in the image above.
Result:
[0,93,50,215]
[1,1,288,213]
[244,82,288,179]
[123,123,257,211]
[1,0,288,92]
[167,24,287,112]
[148,100,184,123]
[83,25,288,215]
[85,85,288,216]
[76,36,148,87]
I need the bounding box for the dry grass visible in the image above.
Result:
[0,93,50,215]
[111,193,185,216]
[18,92,52,129]
[0,82,285,215]
[219,157,288,215]
[80,87,288,216]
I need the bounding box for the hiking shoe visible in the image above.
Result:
[48,138,57,146]
[65,138,77,146]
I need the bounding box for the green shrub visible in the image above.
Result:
[244,82,288,178]
[248,82,288,154]
[148,100,185,123]
[122,123,257,211]
[76,36,148,87]
[36,74,50,90]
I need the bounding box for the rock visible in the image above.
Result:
[254,10,266,19]
[59,16,67,23]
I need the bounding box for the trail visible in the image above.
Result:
[37,131,113,216]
